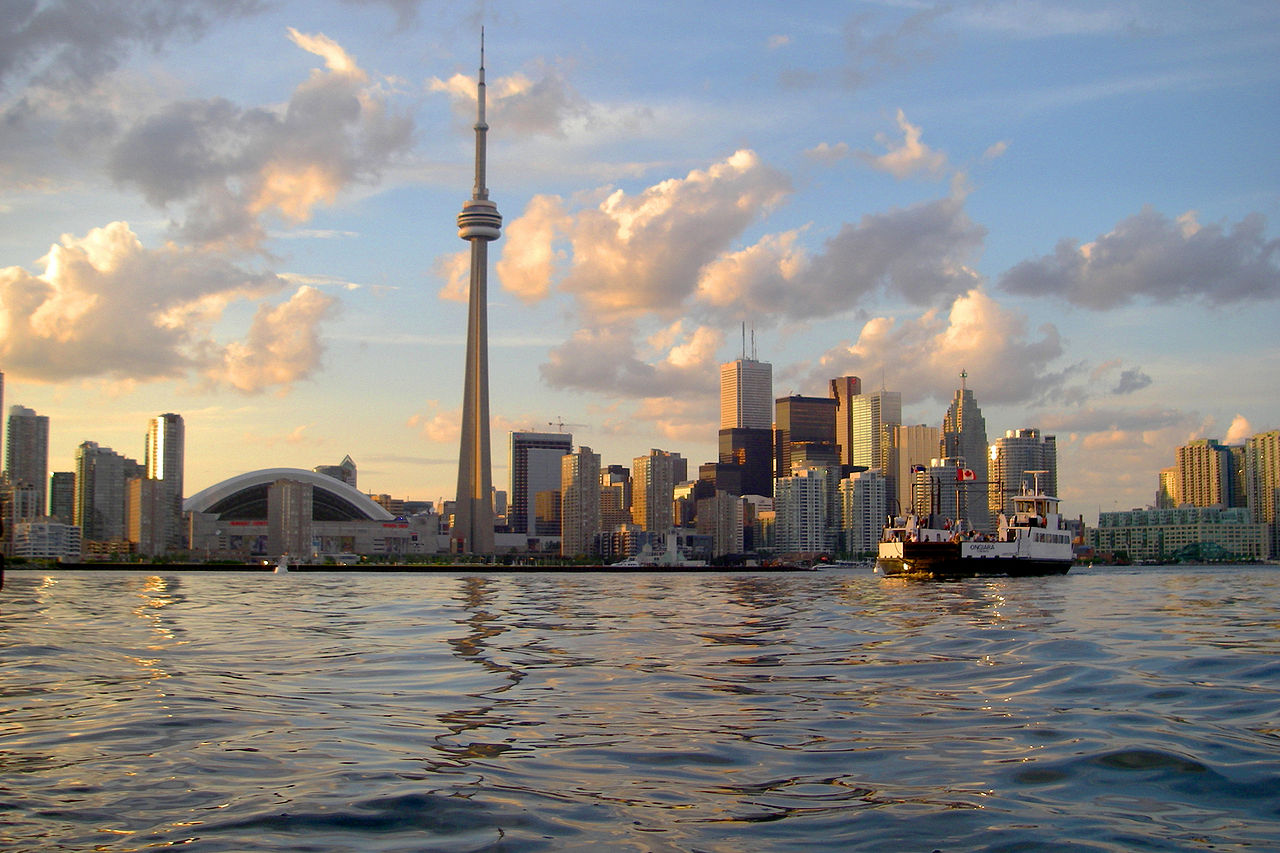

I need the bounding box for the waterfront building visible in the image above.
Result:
[1176,439,1231,508]
[145,413,185,553]
[774,466,834,554]
[774,395,838,479]
[989,428,1058,518]
[561,446,601,558]
[75,442,140,544]
[315,455,357,488]
[632,449,686,533]
[6,404,49,517]
[509,431,572,538]
[941,372,990,532]
[1091,506,1267,562]
[838,468,888,556]
[452,34,503,555]
[696,490,744,558]
[1244,430,1280,556]
[10,520,81,560]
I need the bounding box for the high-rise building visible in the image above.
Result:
[267,478,314,558]
[774,395,838,478]
[1176,439,1231,508]
[717,356,773,498]
[50,471,75,524]
[941,372,990,532]
[1156,466,1180,509]
[989,428,1058,519]
[892,424,941,515]
[632,449,686,533]
[146,413,185,553]
[829,375,862,466]
[509,431,573,537]
[720,358,773,430]
[5,405,49,517]
[829,378,901,475]
[838,469,888,555]
[75,442,139,543]
[696,491,744,557]
[453,33,503,555]
[1244,430,1280,557]
[560,446,601,558]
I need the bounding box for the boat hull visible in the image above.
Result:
[876,541,1070,579]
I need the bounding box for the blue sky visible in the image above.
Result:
[1,0,1277,522]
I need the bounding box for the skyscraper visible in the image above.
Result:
[989,428,1057,519]
[774,395,838,478]
[1244,430,1280,557]
[453,32,503,555]
[509,431,573,538]
[75,442,138,543]
[146,413,185,553]
[720,358,772,430]
[941,371,990,532]
[560,446,601,558]
[6,405,49,517]
[891,424,941,515]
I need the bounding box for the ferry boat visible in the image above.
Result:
[876,474,1072,579]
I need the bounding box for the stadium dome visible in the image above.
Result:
[183,468,394,522]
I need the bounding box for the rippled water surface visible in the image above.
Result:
[2,566,1279,851]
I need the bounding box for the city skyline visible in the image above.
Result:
[1,2,1277,524]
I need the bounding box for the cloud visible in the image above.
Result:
[212,285,337,393]
[408,402,460,443]
[1112,366,1152,395]
[541,322,722,399]
[813,289,1063,405]
[999,207,1280,308]
[1224,414,1253,444]
[982,140,1009,161]
[0,221,334,391]
[497,149,792,323]
[840,7,948,90]
[804,141,850,164]
[431,62,591,138]
[857,109,948,179]
[0,0,260,91]
[108,29,413,248]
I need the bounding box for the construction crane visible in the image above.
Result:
[548,417,586,433]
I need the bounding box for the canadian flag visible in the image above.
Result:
[956,468,976,481]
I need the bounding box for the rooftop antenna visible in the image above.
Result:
[960,368,968,391]
[741,321,746,360]
[751,325,757,360]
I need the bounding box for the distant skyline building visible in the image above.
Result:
[839,468,888,555]
[315,455,357,488]
[941,371,990,532]
[717,354,774,499]
[1244,430,1280,557]
[509,431,573,538]
[774,466,833,553]
[600,464,632,528]
[6,404,49,517]
[146,413,185,553]
[452,32,503,555]
[75,441,139,543]
[50,471,75,524]
[560,446,601,558]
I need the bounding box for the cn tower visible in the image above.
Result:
[452,30,501,554]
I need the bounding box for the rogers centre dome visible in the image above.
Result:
[183,468,394,522]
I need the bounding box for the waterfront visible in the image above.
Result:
[2,566,1278,851]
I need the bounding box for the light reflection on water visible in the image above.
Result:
[1,566,1278,852]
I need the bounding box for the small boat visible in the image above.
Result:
[275,555,289,574]
[876,474,1071,579]
[609,533,708,569]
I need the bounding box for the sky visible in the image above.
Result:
[1,0,1277,523]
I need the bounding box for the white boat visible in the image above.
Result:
[610,533,707,569]
[275,555,289,574]
[876,474,1072,579]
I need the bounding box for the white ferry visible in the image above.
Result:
[876,475,1072,579]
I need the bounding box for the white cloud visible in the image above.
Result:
[0,221,334,392]
[857,109,948,179]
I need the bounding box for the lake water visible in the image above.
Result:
[2,566,1278,852]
